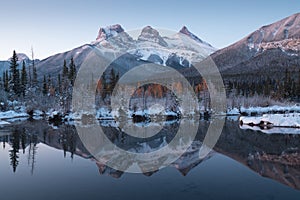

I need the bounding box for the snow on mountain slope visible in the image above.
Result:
[179,26,213,47]
[96,24,125,41]
[93,24,135,50]
[0,53,36,74]
[245,13,300,54]
[36,44,94,78]
[27,24,216,78]
[138,26,168,47]
[7,53,30,62]
[210,13,300,74]
[92,25,216,66]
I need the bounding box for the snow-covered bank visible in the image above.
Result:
[0,110,29,120]
[0,104,299,125]
[240,113,300,127]
[239,105,300,116]
[239,113,300,134]
[0,120,10,126]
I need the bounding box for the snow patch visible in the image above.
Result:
[0,110,29,120]
[240,105,300,115]
[240,113,300,128]
[0,120,10,125]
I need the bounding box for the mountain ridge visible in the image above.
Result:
[210,12,300,74]
[32,24,216,77]
[2,13,299,82]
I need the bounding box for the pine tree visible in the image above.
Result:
[9,130,20,173]
[58,74,61,94]
[4,70,9,92]
[42,75,47,95]
[47,74,51,88]
[32,49,37,87]
[284,68,292,99]
[21,61,28,96]
[73,60,76,79]
[32,66,37,84]
[109,68,117,92]
[68,57,76,85]
[100,72,107,99]
[263,77,271,96]
[9,50,20,96]
[297,69,300,99]
[62,60,68,78]
[2,72,5,89]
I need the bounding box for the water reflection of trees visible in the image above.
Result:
[0,122,80,174]
[2,128,38,173]
[0,120,299,190]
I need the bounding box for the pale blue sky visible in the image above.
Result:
[0,0,299,60]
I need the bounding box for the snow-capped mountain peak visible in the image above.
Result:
[179,26,212,47]
[180,26,202,43]
[91,24,216,68]
[33,24,217,78]
[210,12,300,74]
[7,53,30,62]
[96,24,125,41]
[138,26,168,47]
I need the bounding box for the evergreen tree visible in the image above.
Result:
[9,130,20,173]
[9,50,20,96]
[109,68,118,92]
[283,68,292,99]
[2,72,5,89]
[21,61,28,96]
[100,72,107,99]
[47,74,51,88]
[116,72,119,83]
[32,48,37,87]
[32,66,37,86]
[58,74,61,94]
[62,60,68,78]
[42,75,47,95]
[297,69,300,99]
[4,70,9,92]
[29,47,35,87]
[263,77,271,96]
[68,57,76,85]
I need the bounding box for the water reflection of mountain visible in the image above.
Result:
[216,120,300,190]
[0,119,299,190]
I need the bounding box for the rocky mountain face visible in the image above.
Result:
[138,26,168,47]
[0,53,37,74]
[179,26,213,47]
[34,13,300,84]
[2,13,299,93]
[210,13,300,76]
[34,24,216,78]
[96,24,125,41]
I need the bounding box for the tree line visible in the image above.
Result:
[1,50,298,113]
[0,51,76,109]
[226,68,300,101]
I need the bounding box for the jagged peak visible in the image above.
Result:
[7,53,30,62]
[140,26,159,34]
[178,26,213,48]
[138,26,168,47]
[179,26,204,43]
[96,24,125,41]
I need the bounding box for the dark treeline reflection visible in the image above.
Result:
[0,120,89,174]
[0,119,300,191]
[3,129,38,173]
